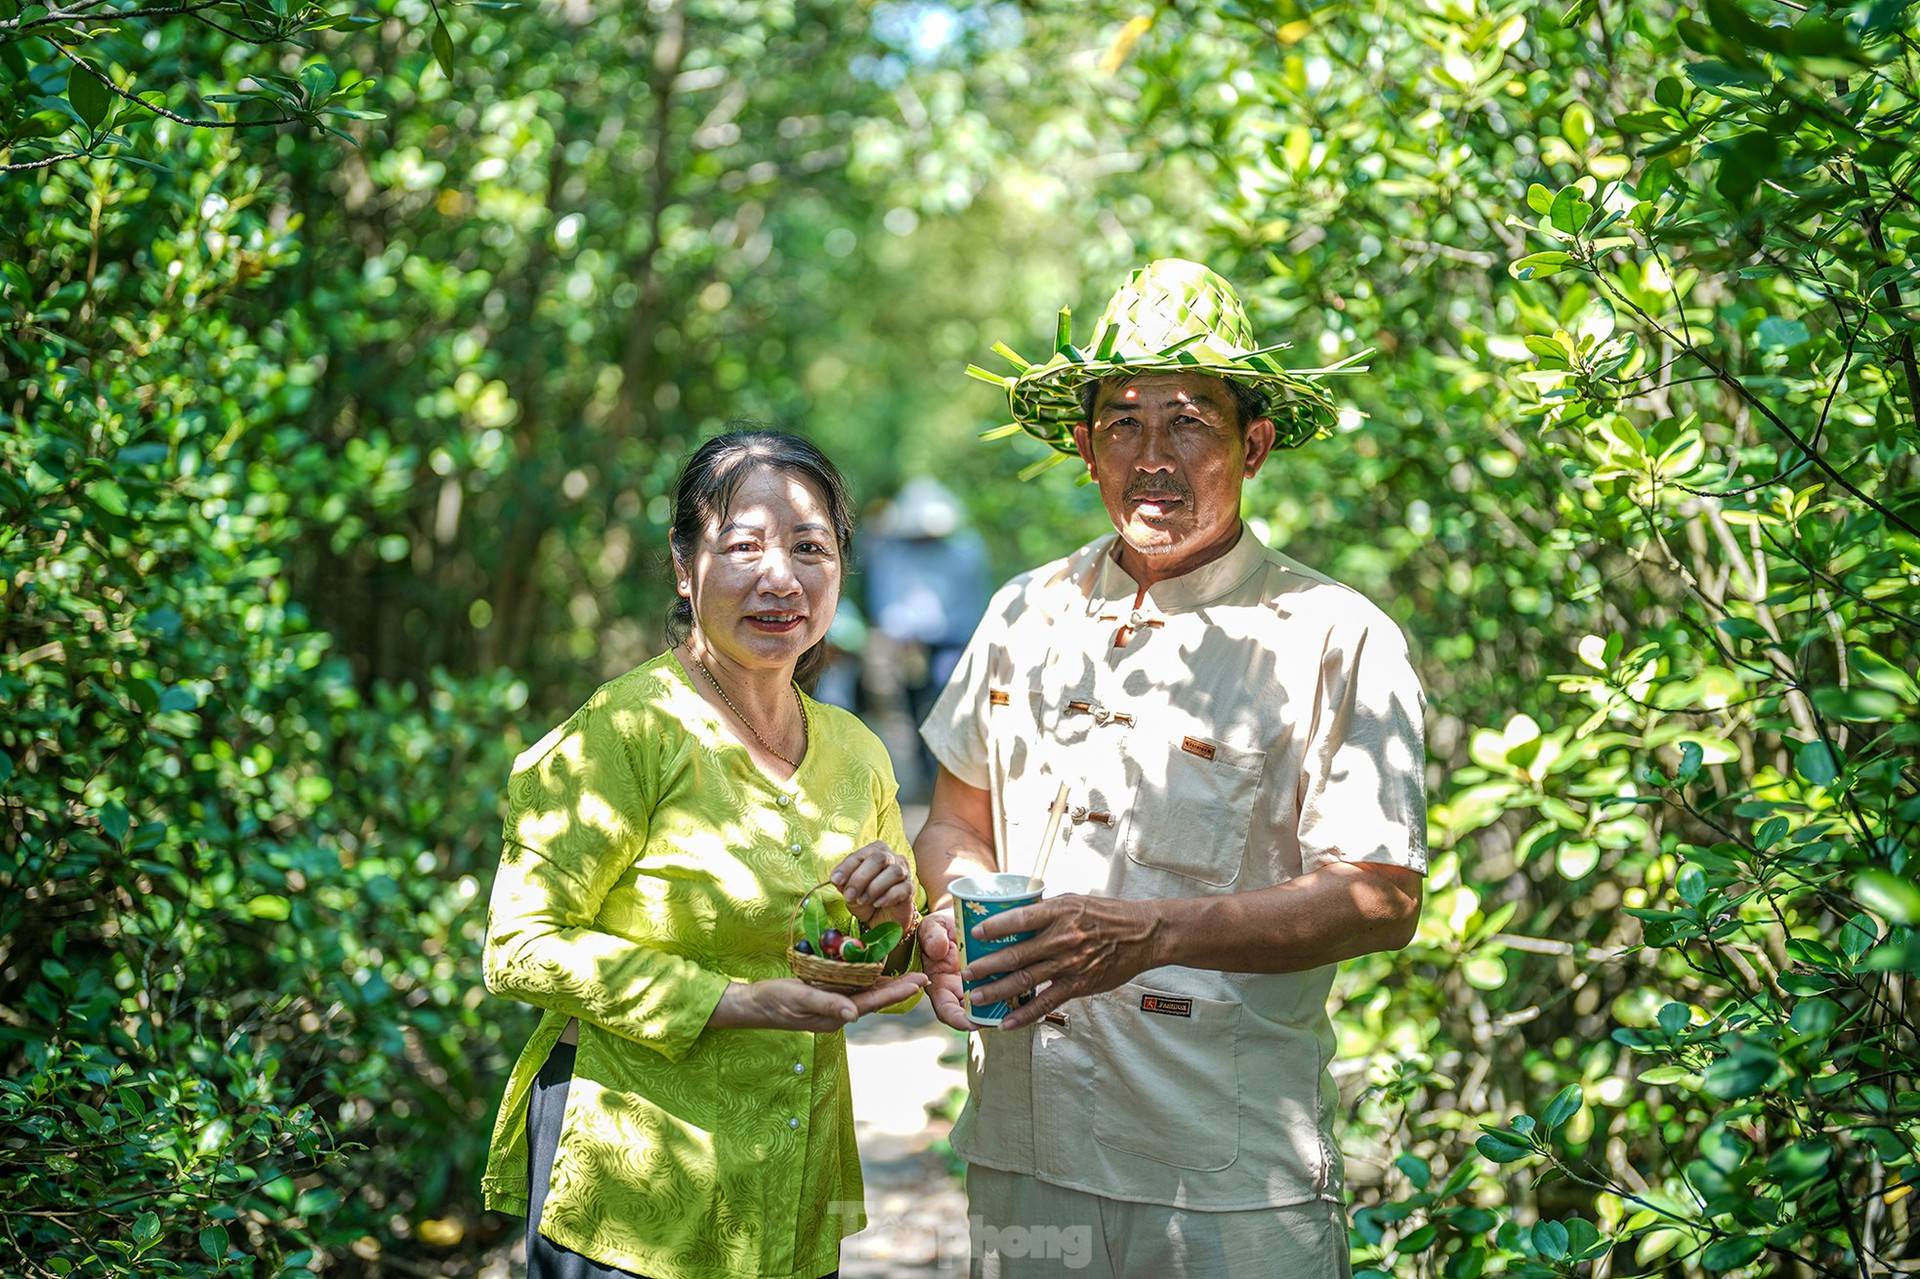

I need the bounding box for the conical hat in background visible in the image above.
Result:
[874,476,965,539]
[967,258,1368,464]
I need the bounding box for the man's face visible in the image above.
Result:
[1072,372,1276,583]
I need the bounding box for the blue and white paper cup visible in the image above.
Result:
[951,873,1044,1028]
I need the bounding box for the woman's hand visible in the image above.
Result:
[710,975,927,1032]
[830,841,915,929]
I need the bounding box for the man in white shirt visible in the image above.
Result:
[915,259,1427,1279]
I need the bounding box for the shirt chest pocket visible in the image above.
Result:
[1118,735,1266,888]
[1086,985,1241,1172]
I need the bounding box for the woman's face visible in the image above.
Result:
[676,465,842,675]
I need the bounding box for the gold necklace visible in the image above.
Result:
[691,656,805,768]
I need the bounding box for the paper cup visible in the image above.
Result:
[951,873,1044,1028]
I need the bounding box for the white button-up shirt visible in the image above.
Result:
[922,526,1428,1209]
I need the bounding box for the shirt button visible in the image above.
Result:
[777,795,791,807]
[788,1116,800,1129]
[793,1062,805,1074]
[789,843,802,856]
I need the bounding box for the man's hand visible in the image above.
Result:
[957,863,1423,1031]
[960,894,1161,1031]
[917,911,976,1031]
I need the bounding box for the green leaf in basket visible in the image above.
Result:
[800,893,827,951]
[860,921,903,957]
[839,940,868,963]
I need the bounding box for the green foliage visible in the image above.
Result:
[11,0,1920,1274]
[794,888,902,963]
[1475,2,1920,1270]
[1,86,527,1277]
[800,890,830,954]
[0,1038,338,1272]
[0,0,387,174]
[860,919,904,959]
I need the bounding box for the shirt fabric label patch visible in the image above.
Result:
[1140,994,1193,1017]
[1180,736,1217,761]
[989,689,1011,706]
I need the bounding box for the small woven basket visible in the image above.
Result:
[787,881,888,994]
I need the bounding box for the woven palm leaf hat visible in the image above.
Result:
[967,258,1369,469]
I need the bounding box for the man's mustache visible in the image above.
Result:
[1123,476,1193,503]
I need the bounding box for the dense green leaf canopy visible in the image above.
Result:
[4,0,1919,1274]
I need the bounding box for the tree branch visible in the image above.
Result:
[0,0,233,34]
[1598,272,1920,539]
[0,149,95,172]
[52,40,298,130]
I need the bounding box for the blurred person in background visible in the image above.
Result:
[863,476,990,798]
[810,600,869,714]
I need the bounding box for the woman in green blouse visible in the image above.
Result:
[482,431,933,1279]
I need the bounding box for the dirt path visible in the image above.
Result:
[839,1000,972,1276]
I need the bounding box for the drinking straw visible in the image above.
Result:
[1029,781,1071,887]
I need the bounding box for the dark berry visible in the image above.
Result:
[793,939,814,955]
[821,928,846,959]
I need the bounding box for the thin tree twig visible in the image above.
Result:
[0,0,229,33]
[51,41,298,131]
[0,150,94,172]
[1600,275,1919,539]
